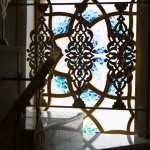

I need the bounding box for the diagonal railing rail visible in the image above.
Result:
[0,48,62,145]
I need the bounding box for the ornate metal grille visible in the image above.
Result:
[27,4,54,77]
[105,3,136,109]
[65,3,95,107]
[27,0,138,135]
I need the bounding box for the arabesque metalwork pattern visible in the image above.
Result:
[65,3,95,107]
[105,3,136,109]
[27,0,138,135]
[27,4,54,77]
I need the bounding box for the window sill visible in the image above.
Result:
[83,133,150,150]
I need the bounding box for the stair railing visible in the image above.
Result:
[0,47,62,146]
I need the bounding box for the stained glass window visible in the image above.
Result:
[27,0,138,135]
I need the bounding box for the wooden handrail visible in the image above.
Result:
[0,48,62,145]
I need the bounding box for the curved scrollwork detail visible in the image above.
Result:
[27,4,54,78]
[65,4,95,107]
[105,3,136,109]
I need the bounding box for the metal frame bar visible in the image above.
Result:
[28,105,150,111]
[9,1,149,6]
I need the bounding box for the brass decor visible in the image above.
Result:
[105,3,136,109]
[65,3,95,107]
[27,4,54,78]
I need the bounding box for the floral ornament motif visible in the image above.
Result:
[27,4,54,78]
[105,3,136,109]
[65,4,95,107]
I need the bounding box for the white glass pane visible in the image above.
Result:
[52,5,76,13]
[130,115,135,132]
[51,97,74,106]
[103,4,130,13]
[132,71,136,97]
[100,98,135,109]
[54,38,69,73]
[92,109,132,131]
[54,56,69,73]
[90,20,109,91]
[132,3,137,12]
[133,16,137,41]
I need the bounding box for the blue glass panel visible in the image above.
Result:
[109,16,118,29]
[90,62,101,81]
[95,46,105,54]
[92,37,99,48]
[83,118,100,134]
[95,57,105,66]
[51,75,69,94]
[80,88,101,101]
[91,61,106,77]
[91,63,97,72]
[91,22,108,55]
[82,5,102,23]
[108,82,116,95]
[53,17,71,35]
